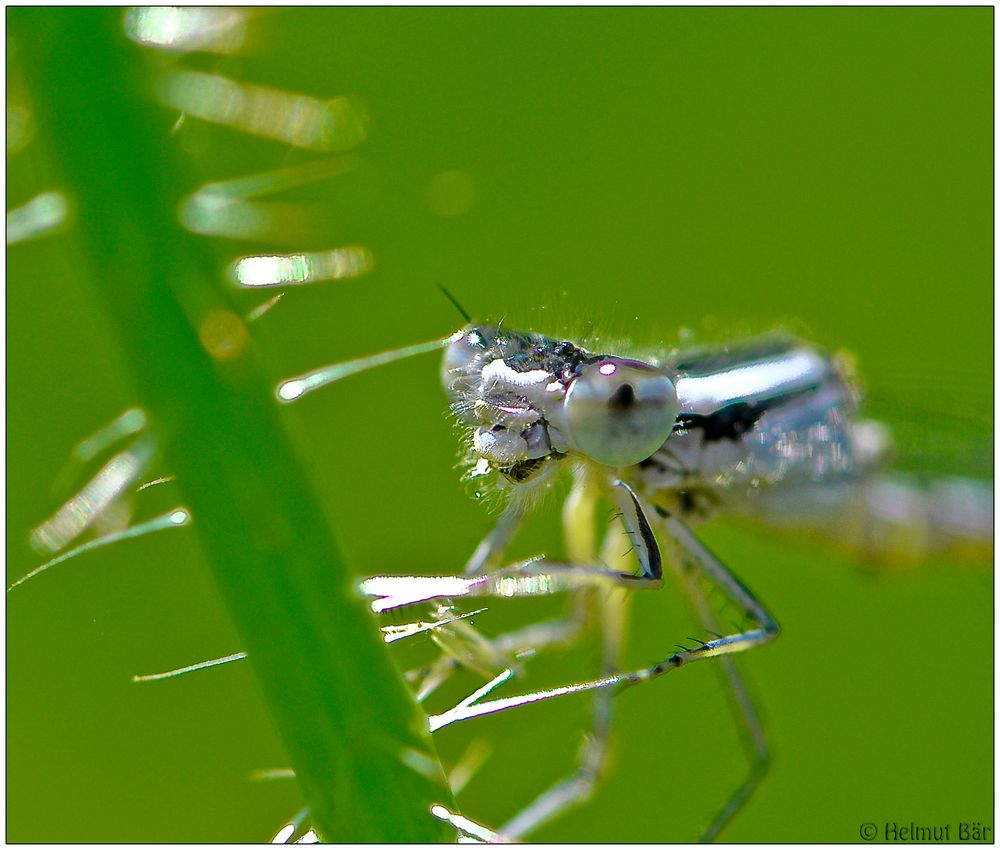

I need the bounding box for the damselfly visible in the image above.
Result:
[334,321,992,841]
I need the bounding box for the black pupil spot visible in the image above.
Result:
[608,383,635,410]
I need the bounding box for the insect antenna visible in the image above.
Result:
[435,281,472,323]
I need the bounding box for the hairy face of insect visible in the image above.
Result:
[563,357,679,467]
[442,327,680,482]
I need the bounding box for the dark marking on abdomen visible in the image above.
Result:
[676,388,812,443]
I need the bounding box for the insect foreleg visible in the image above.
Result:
[428,514,777,742]
[647,513,779,667]
[500,494,778,840]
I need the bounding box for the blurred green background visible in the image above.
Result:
[7,8,992,843]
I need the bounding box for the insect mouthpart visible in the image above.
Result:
[471,422,566,484]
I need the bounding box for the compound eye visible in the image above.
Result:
[563,359,679,467]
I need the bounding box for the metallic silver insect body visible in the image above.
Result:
[363,323,992,842]
[440,325,989,558]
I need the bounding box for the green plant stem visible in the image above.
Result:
[11,9,453,841]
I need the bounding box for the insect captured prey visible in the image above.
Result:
[358,322,992,842]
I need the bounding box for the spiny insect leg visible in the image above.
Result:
[429,515,777,840]
[665,532,770,842]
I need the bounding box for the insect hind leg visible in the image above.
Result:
[666,536,771,842]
